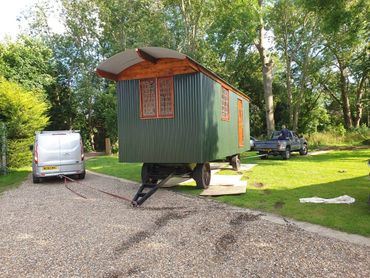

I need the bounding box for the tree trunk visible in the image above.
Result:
[282,14,293,127]
[286,55,293,128]
[256,0,275,135]
[339,68,353,129]
[353,74,367,128]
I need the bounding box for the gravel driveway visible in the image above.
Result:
[0,172,369,277]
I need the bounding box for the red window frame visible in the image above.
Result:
[139,76,174,119]
[221,87,230,121]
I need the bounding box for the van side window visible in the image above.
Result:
[221,87,230,121]
[140,77,174,119]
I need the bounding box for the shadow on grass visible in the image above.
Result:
[212,175,370,237]
[241,149,370,166]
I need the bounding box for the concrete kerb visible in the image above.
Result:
[86,170,370,248]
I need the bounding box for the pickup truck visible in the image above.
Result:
[254,131,308,160]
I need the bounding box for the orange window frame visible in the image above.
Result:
[157,76,174,118]
[139,76,174,119]
[139,78,157,119]
[221,87,230,121]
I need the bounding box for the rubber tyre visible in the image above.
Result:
[32,175,41,184]
[299,144,308,155]
[193,163,211,189]
[78,171,86,179]
[259,152,268,159]
[141,163,151,183]
[282,147,291,160]
[141,163,158,184]
[230,155,241,171]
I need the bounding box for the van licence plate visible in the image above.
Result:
[263,149,272,152]
[42,166,58,170]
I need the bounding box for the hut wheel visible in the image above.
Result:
[141,163,158,184]
[193,163,211,189]
[230,155,241,171]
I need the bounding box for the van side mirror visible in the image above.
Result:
[29,144,34,151]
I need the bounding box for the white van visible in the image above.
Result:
[31,130,85,183]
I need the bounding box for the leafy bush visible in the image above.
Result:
[0,77,49,167]
[306,125,370,149]
[7,138,33,168]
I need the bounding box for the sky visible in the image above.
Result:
[0,0,63,41]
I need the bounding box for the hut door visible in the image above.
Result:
[237,99,244,147]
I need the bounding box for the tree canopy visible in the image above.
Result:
[0,0,367,155]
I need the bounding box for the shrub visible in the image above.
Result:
[306,126,370,149]
[0,77,49,167]
[7,138,33,168]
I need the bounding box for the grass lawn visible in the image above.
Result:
[86,150,370,237]
[0,167,30,194]
[86,156,142,182]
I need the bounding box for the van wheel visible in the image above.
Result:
[78,171,86,179]
[193,163,211,189]
[33,175,41,184]
[230,155,241,171]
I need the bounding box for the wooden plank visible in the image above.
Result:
[136,48,158,64]
[116,58,197,80]
[96,68,118,81]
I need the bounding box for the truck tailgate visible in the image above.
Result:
[254,141,279,150]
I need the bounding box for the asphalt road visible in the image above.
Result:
[0,172,369,277]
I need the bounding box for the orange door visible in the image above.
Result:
[238,99,244,147]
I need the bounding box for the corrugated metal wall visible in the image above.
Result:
[117,73,204,163]
[117,72,250,163]
[200,73,250,161]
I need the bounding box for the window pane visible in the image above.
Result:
[140,79,156,117]
[158,77,174,117]
[221,88,229,120]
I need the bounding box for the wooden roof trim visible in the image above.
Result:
[115,58,196,80]
[136,48,158,64]
[187,58,251,102]
[96,68,118,81]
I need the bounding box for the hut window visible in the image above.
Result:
[140,78,157,118]
[140,77,174,119]
[158,77,174,117]
[221,88,230,121]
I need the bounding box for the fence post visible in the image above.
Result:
[0,122,7,175]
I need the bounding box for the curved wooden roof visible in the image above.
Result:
[96,47,250,101]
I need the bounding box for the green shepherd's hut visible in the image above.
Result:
[97,47,250,204]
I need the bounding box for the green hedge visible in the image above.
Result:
[7,138,33,168]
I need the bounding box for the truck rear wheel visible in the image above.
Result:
[299,144,308,155]
[282,147,291,160]
[259,152,268,159]
[193,163,211,189]
[230,155,241,171]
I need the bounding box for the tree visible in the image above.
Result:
[269,0,324,131]
[255,0,275,135]
[206,0,275,135]
[304,0,369,129]
[0,36,54,91]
